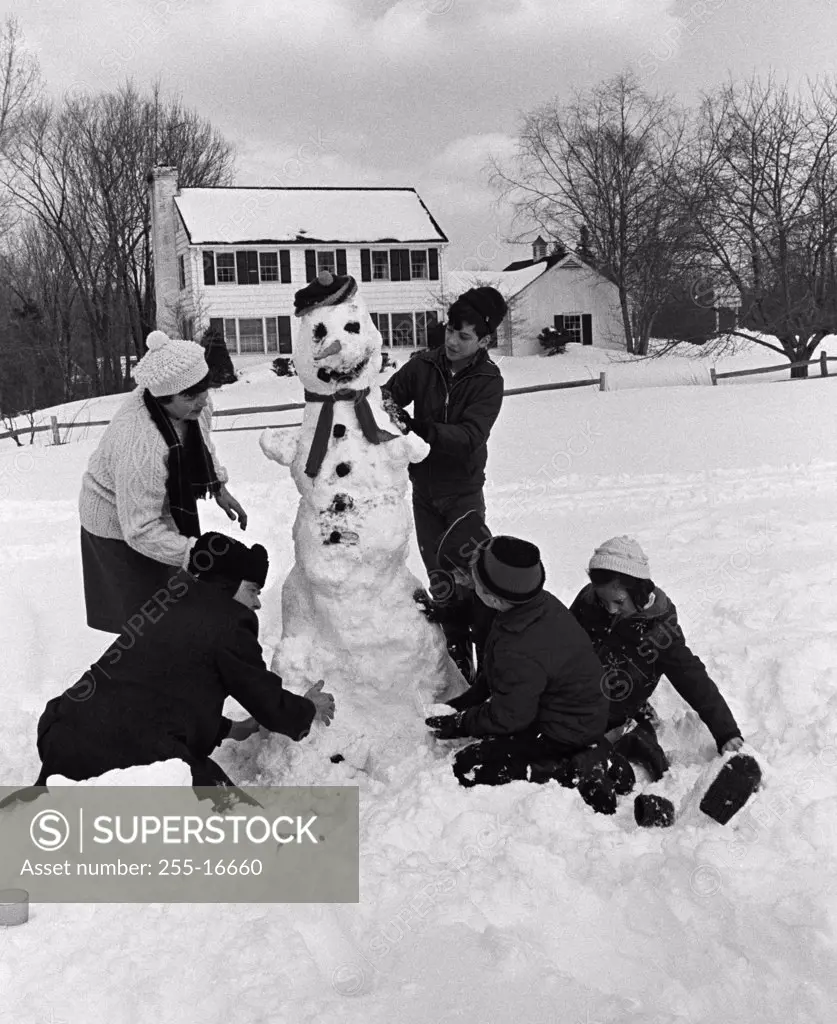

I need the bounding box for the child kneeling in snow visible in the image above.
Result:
[33,533,335,788]
[570,536,744,783]
[425,535,634,814]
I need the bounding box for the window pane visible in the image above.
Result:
[265,317,278,353]
[239,318,264,353]
[376,313,390,346]
[317,251,336,275]
[563,314,582,344]
[371,252,390,280]
[223,319,237,352]
[259,252,279,282]
[391,313,414,347]
[415,311,427,347]
[216,253,236,283]
[410,251,428,279]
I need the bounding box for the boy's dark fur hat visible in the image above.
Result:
[474,535,545,604]
[294,271,358,317]
[450,286,508,338]
[189,532,268,589]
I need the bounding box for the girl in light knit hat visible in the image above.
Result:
[78,330,247,633]
[570,536,760,825]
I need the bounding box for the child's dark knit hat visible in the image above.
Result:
[474,535,545,604]
[189,532,269,589]
[294,271,357,317]
[436,510,492,572]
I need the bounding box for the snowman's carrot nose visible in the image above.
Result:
[313,339,342,361]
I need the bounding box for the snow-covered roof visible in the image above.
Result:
[448,262,549,300]
[174,187,448,245]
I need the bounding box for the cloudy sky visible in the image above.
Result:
[12,0,837,270]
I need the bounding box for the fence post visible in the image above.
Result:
[710,367,718,386]
[50,416,60,445]
[598,371,607,391]
[821,351,829,377]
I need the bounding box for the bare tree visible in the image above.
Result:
[0,17,40,236]
[492,72,697,355]
[682,75,837,376]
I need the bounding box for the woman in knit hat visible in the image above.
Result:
[78,330,248,633]
[425,534,632,815]
[569,536,745,785]
[382,286,508,672]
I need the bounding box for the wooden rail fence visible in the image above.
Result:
[2,352,834,444]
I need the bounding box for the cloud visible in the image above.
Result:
[428,133,517,179]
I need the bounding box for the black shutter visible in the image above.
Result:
[554,315,564,331]
[203,251,215,286]
[236,251,248,285]
[428,247,439,280]
[305,249,317,281]
[277,316,292,354]
[209,317,223,337]
[582,314,592,345]
[336,249,347,276]
[360,249,371,282]
[279,250,291,284]
[399,250,411,281]
[389,249,402,282]
[247,251,259,284]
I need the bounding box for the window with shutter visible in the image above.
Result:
[203,252,216,286]
[280,250,291,283]
[415,311,427,347]
[316,251,336,276]
[360,249,371,282]
[216,253,235,283]
[372,252,390,280]
[259,252,279,282]
[278,316,292,353]
[223,318,237,351]
[239,318,264,352]
[410,251,428,279]
[375,313,390,346]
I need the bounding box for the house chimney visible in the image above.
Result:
[532,235,547,262]
[148,166,182,337]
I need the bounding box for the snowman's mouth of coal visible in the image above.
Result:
[316,356,370,385]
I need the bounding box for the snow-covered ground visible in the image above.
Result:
[1,345,836,1023]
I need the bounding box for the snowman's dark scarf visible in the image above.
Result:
[303,387,395,478]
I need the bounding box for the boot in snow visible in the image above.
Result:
[614,720,669,782]
[634,793,676,827]
[699,754,762,825]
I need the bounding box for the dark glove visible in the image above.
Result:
[425,712,468,740]
[381,391,412,434]
[413,588,456,625]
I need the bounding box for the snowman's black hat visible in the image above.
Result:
[294,271,358,317]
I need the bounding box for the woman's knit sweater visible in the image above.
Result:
[78,389,229,567]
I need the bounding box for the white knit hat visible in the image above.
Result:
[133,330,210,398]
[588,536,652,580]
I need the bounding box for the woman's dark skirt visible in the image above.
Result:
[80,527,179,633]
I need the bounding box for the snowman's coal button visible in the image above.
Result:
[335,462,351,477]
[330,754,345,763]
[333,424,346,438]
[329,531,342,544]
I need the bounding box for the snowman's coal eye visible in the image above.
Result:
[314,323,328,341]
[344,322,361,334]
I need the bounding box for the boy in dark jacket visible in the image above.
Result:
[32,532,335,789]
[382,287,507,591]
[425,535,633,814]
[569,535,744,783]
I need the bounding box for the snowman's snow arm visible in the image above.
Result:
[260,426,299,466]
[384,430,430,467]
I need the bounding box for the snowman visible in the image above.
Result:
[258,272,466,779]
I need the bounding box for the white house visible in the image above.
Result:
[449,240,626,356]
[148,167,450,359]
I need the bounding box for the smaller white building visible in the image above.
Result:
[148,167,450,358]
[450,243,626,356]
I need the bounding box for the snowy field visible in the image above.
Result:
[1,345,837,1023]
